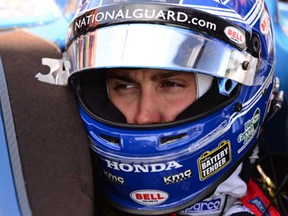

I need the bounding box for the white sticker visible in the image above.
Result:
[224,26,246,45]
[260,11,270,35]
[130,190,169,206]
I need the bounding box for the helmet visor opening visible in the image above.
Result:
[72,69,241,128]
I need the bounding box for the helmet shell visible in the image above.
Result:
[67,0,275,214]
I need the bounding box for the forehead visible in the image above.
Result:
[106,68,194,80]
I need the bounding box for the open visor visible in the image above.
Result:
[65,23,259,86]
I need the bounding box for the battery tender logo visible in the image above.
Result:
[198,140,231,180]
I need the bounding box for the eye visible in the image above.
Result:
[113,83,138,93]
[161,81,184,88]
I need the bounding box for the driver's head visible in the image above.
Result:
[65,0,275,214]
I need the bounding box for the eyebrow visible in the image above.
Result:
[106,70,184,82]
[150,71,182,81]
[105,72,134,82]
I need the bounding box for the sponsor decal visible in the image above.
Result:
[69,4,248,52]
[224,26,246,44]
[184,198,221,214]
[190,121,227,151]
[249,198,270,216]
[130,190,169,206]
[260,11,270,35]
[103,159,183,173]
[198,140,231,180]
[74,7,217,32]
[237,108,260,154]
[163,169,192,185]
[103,170,125,184]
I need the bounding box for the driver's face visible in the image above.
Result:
[106,68,197,124]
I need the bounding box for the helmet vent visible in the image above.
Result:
[100,134,120,145]
[160,133,188,145]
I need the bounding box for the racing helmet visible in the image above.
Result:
[64,0,276,214]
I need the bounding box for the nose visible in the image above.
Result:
[133,91,163,124]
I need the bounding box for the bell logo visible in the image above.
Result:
[224,26,245,45]
[130,190,169,206]
[260,12,270,34]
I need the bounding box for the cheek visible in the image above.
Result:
[165,93,196,117]
[109,93,136,118]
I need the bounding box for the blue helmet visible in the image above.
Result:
[65,0,276,214]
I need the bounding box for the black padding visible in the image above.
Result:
[0,31,94,216]
[73,71,126,123]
